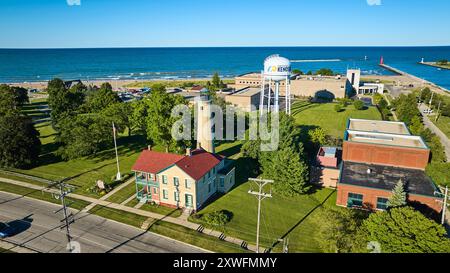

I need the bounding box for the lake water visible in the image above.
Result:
[0,47,449,90]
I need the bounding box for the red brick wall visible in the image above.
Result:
[342,142,430,170]
[337,183,442,213]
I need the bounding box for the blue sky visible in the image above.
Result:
[0,0,449,48]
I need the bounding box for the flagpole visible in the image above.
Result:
[113,122,121,181]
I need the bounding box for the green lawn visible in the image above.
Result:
[0,247,14,253]
[292,101,382,138]
[89,205,248,253]
[191,180,337,253]
[105,182,137,203]
[432,115,450,138]
[0,182,90,211]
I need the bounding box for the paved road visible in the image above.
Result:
[0,192,205,253]
[418,104,450,162]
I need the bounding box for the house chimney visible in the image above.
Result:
[186,148,192,156]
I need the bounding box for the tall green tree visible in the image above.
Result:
[354,207,450,253]
[101,102,132,136]
[0,113,41,168]
[47,78,85,127]
[84,82,120,113]
[387,180,407,208]
[395,93,420,125]
[56,114,113,160]
[145,84,189,152]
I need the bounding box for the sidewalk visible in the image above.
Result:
[0,177,261,253]
[418,104,450,161]
[82,177,135,212]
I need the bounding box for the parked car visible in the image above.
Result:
[0,222,14,238]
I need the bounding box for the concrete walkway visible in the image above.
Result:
[82,177,135,212]
[419,104,450,162]
[0,177,260,253]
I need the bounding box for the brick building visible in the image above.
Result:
[336,119,443,212]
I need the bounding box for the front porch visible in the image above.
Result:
[135,172,160,204]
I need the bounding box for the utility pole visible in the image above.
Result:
[435,186,449,225]
[248,178,273,254]
[441,186,448,225]
[53,182,76,252]
[112,122,121,181]
[428,91,435,114]
[435,101,442,122]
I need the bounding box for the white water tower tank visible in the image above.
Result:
[263,54,291,81]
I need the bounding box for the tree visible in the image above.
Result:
[101,102,132,136]
[0,85,29,114]
[315,68,334,76]
[313,208,367,253]
[378,97,388,110]
[56,114,113,160]
[0,113,41,168]
[130,100,148,136]
[308,127,327,147]
[334,104,343,112]
[145,84,189,152]
[47,78,85,127]
[292,69,303,75]
[84,82,120,113]
[355,207,450,253]
[353,100,365,110]
[387,180,407,208]
[263,145,309,196]
[242,113,310,196]
[395,93,420,125]
[409,116,424,136]
[372,93,383,105]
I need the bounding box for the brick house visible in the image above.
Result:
[336,119,443,212]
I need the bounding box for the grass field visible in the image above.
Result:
[432,115,450,138]
[292,101,382,138]
[89,205,248,253]
[10,100,152,197]
[0,182,90,210]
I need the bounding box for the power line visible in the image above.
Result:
[248,178,273,253]
[52,182,76,253]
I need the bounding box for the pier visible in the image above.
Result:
[379,63,449,93]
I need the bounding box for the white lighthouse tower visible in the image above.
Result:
[259,55,292,115]
[196,92,215,154]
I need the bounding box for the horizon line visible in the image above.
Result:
[1,45,450,50]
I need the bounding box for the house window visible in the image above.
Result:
[347,193,363,207]
[185,179,191,189]
[208,183,212,193]
[377,197,389,210]
[162,175,168,185]
[153,188,157,194]
[174,177,179,187]
[163,190,168,200]
[174,191,180,202]
[220,177,225,187]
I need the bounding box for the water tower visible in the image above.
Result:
[259,54,292,115]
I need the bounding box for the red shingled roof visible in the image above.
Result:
[131,149,224,181]
[176,149,223,181]
[131,150,184,174]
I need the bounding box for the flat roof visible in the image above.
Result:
[348,119,410,135]
[346,130,427,149]
[230,87,261,97]
[340,161,439,197]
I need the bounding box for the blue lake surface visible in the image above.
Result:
[0,47,449,90]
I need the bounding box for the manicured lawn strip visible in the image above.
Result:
[0,182,90,211]
[88,205,248,253]
[0,172,49,187]
[149,221,250,253]
[139,203,183,218]
[125,198,140,208]
[292,101,382,138]
[432,115,450,138]
[105,182,137,204]
[89,205,148,228]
